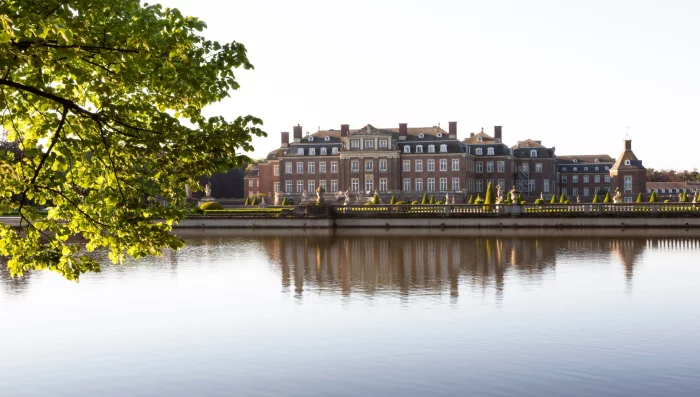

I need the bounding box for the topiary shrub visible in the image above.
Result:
[664,199,670,203]
[484,182,495,205]
[681,192,689,203]
[559,193,567,204]
[281,197,289,206]
[437,201,443,205]
[474,198,484,205]
[592,194,599,204]
[636,192,643,203]
[250,196,258,206]
[372,193,380,204]
[534,198,543,205]
[603,192,611,203]
[244,197,250,206]
[550,194,557,204]
[395,201,408,205]
[389,195,397,205]
[200,201,224,211]
[468,195,475,204]
[649,191,658,203]
[518,193,524,203]
[429,195,436,204]
[411,201,419,205]
[421,193,429,204]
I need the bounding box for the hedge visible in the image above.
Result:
[199,202,224,210]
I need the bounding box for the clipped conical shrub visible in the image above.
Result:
[603,192,611,203]
[244,197,250,206]
[518,193,524,203]
[421,193,429,204]
[636,192,643,203]
[389,195,396,205]
[484,182,495,205]
[429,195,436,204]
[681,192,689,202]
[372,193,380,204]
[592,194,599,203]
[281,197,289,206]
[250,196,258,206]
[559,193,567,204]
[550,194,557,204]
[468,195,475,204]
[649,191,658,203]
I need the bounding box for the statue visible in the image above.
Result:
[301,189,308,202]
[204,183,212,198]
[445,192,449,204]
[693,189,698,204]
[613,187,623,203]
[451,196,455,205]
[185,184,192,199]
[540,192,544,201]
[576,196,581,203]
[678,193,684,203]
[495,185,503,204]
[316,186,325,205]
[509,186,518,203]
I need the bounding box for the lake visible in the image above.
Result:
[1,229,700,397]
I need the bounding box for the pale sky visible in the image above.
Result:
[161,0,699,170]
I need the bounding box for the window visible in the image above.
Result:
[452,159,459,171]
[416,145,423,153]
[584,167,588,171]
[562,187,568,196]
[274,182,280,193]
[308,162,315,174]
[285,163,292,174]
[428,145,435,153]
[528,180,535,193]
[365,178,373,192]
[285,180,292,193]
[331,161,338,173]
[487,148,494,155]
[624,196,633,203]
[562,175,567,183]
[415,178,423,192]
[572,175,578,183]
[325,136,330,141]
[365,140,374,149]
[625,160,631,165]
[309,148,315,156]
[562,167,567,172]
[415,160,423,172]
[296,162,303,174]
[605,175,611,183]
[332,147,338,155]
[475,148,483,155]
[351,178,359,191]
[440,159,447,171]
[257,180,259,187]
[380,178,387,192]
[440,144,447,153]
[351,140,360,148]
[331,180,338,192]
[308,180,315,192]
[544,179,550,193]
[365,160,373,172]
[535,163,542,173]
[297,148,304,155]
[476,179,483,192]
[498,179,505,191]
[427,178,435,191]
[497,161,505,173]
[320,147,327,156]
[530,150,537,158]
[605,166,610,170]
[319,162,326,173]
[379,140,388,148]
[572,187,578,197]
[594,175,600,183]
[486,161,494,172]
[403,178,411,191]
[452,178,459,191]
[296,180,304,193]
[583,187,589,196]
[521,164,530,173]
[351,160,359,172]
[274,165,279,176]
[440,178,447,191]
[419,133,425,138]
[595,167,599,171]
[403,146,411,153]
[428,160,435,172]
[573,167,577,172]
[248,180,253,187]
[319,180,326,191]
[624,176,633,192]
[476,162,483,173]
[308,136,314,142]
[403,160,411,172]
[379,159,387,171]
[583,175,589,183]
[437,133,442,137]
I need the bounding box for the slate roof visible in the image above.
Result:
[611,148,645,171]
[244,167,259,178]
[646,182,699,191]
[556,155,615,164]
[463,130,499,145]
[265,148,287,161]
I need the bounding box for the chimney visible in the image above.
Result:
[625,139,632,151]
[341,124,349,137]
[293,124,302,143]
[399,123,408,141]
[448,121,457,139]
[281,131,289,147]
[494,126,502,143]
[470,132,475,138]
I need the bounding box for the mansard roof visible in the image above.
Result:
[311,125,451,140]
[398,141,467,154]
[265,148,287,160]
[462,130,502,145]
[556,154,615,164]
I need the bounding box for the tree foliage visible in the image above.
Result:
[0,0,264,279]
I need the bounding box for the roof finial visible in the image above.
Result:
[625,126,630,139]
[481,127,484,133]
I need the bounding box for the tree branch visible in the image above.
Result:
[12,40,139,54]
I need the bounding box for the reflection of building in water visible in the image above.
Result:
[263,235,560,300]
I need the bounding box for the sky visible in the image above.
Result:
[160,0,700,170]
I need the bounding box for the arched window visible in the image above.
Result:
[530,150,537,158]
[440,144,447,153]
[416,145,423,153]
[404,146,411,153]
[324,136,330,141]
[428,145,435,153]
[418,133,425,138]
[332,147,338,155]
[309,136,314,142]
[487,147,494,155]
[309,148,315,155]
[437,133,442,138]
[320,147,327,155]
[475,148,483,155]
[297,148,304,155]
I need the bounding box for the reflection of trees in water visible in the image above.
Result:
[0,259,33,296]
[261,234,700,299]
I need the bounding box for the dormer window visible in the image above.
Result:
[625,160,631,165]
[440,144,447,153]
[478,137,483,141]
[365,140,374,149]
[595,167,599,171]
[605,166,610,170]
[530,150,537,158]
[419,133,425,138]
[573,159,578,163]
[332,147,338,155]
[573,167,577,171]
[584,167,588,171]
[297,148,304,156]
[475,148,483,155]
[308,136,314,142]
[416,145,423,153]
[309,148,315,155]
[403,146,411,153]
[320,147,327,155]
[428,145,435,153]
[487,147,494,155]
[437,133,442,138]
[351,140,360,148]
[563,167,567,172]
[324,136,330,141]
[594,158,600,163]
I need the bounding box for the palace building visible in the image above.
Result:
[245,122,647,204]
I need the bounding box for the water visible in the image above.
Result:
[1,229,700,397]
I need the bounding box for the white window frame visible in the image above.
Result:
[285,163,292,174]
[427,178,435,191]
[439,159,447,172]
[331,161,338,173]
[403,160,411,172]
[308,161,315,174]
[476,162,483,173]
[487,147,494,155]
[319,162,326,173]
[428,159,435,172]
[486,161,494,173]
[475,148,483,155]
[439,178,447,191]
[415,178,423,192]
[403,178,411,191]
[440,144,447,153]
[379,159,387,172]
[403,146,411,153]
[285,180,292,193]
[452,159,459,171]
[530,150,537,158]
[365,160,373,172]
[309,148,315,156]
[351,160,359,172]
[415,160,423,172]
[331,180,338,192]
[296,162,303,174]
[428,145,435,153]
[451,178,459,191]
